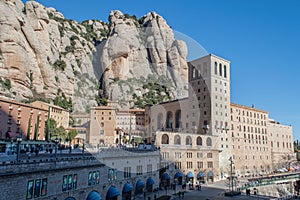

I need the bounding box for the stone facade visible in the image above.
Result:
[0,148,160,200]
[31,101,69,129]
[188,55,231,178]
[146,54,295,181]
[88,106,116,148]
[230,103,272,177]
[268,119,294,168]
[88,104,146,148]
[0,97,48,140]
[155,131,220,184]
[116,109,145,137]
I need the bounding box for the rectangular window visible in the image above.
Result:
[62,175,68,191]
[68,175,73,190]
[175,162,181,169]
[124,167,132,178]
[187,162,193,169]
[207,161,213,168]
[88,172,92,186]
[26,180,34,199]
[147,164,152,174]
[207,153,213,158]
[108,169,117,181]
[197,162,203,169]
[41,178,47,196]
[73,174,78,189]
[197,153,203,158]
[136,165,143,175]
[175,152,181,159]
[34,179,41,198]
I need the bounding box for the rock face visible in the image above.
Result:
[100,11,188,108]
[0,0,188,112]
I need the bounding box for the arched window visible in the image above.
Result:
[206,137,212,146]
[186,136,192,145]
[174,135,181,145]
[166,111,173,129]
[224,65,227,78]
[157,113,163,130]
[215,62,218,75]
[175,110,181,129]
[219,63,222,76]
[196,136,202,146]
[161,134,169,144]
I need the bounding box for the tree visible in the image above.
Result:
[45,118,57,139]
[45,119,68,140]
[67,130,77,142]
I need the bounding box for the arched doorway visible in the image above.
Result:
[122,182,133,200]
[175,110,181,129]
[161,134,169,144]
[197,172,205,184]
[161,172,171,188]
[106,186,120,200]
[174,135,181,145]
[157,113,163,130]
[207,171,214,183]
[174,172,183,185]
[87,190,102,200]
[206,137,212,146]
[146,177,154,192]
[135,179,145,195]
[166,111,173,129]
[186,172,194,186]
[185,135,192,145]
[196,136,202,146]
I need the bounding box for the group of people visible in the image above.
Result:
[177,191,185,199]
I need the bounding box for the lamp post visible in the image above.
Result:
[82,139,85,158]
[59,138,62,154]
[55,136,59,159]
[16,136,22,162]
[229,156,234,192]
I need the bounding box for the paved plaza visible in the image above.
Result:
[167,181,274,200]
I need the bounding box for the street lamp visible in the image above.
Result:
[229,156,234,192]
[16,136,22,162]
[59,138,62,154]
[55,136,59,159]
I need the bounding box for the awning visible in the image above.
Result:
[174,172,183,179]
[87,191,102,200]
[186,172,194,178]
[197,172,205,178]
[65,198,76,200]
[106,186,120,200]
[135,180,145,189]
[147,177,154,185]
[122,182,133,193]
[161,173,171,180]
[208,171,214,177]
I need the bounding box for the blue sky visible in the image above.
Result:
[23,0,300,139]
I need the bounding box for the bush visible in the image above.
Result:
[65,45,74,53]
[0,79,11,90]
[95,95,108,106]
[53,59,66,71]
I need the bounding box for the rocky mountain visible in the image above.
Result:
[0,0,188,113]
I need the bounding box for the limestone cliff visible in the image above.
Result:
[0,0,188,112]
